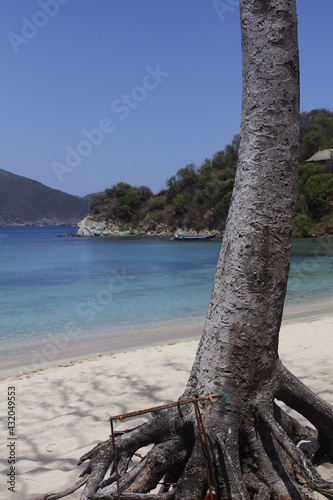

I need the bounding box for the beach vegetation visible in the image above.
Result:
[88,110,333,236]
[90,182,153,224]
[148,194,166,211]
[304,173,333,214]
[299,109,333,161]
[293,213,316,238]
[144,210,164,226]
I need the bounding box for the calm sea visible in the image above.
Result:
[0,227,332,372]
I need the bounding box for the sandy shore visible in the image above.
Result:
[0,314,332,499]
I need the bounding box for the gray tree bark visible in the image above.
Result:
[184,0,301,406]
[35,1,333,499]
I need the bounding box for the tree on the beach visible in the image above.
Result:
[37,1,333,499]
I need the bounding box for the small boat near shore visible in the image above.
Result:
[172,232,217,241]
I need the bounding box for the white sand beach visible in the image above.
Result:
[0,314,332,499]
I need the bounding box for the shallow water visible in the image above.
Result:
[0,227,332,372]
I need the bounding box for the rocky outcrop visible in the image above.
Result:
[77,216,129,236]
[77,216,173,237]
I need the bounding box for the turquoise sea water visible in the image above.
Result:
[0,227,332,372]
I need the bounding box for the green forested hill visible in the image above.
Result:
[89,109,333,236]
[295,109,333,235]
[0,169,89,226]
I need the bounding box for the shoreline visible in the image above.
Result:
[283,298,333,321]
[0,318,205,379]
[1,300,333,379]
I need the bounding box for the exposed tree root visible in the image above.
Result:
[272,403,318,445]
[92,492,176,499]
[34,361,333,500]
[217,432,248,499]
[276,361,333,459]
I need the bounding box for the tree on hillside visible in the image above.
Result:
[37,1,333,498]
[299,109,333,162]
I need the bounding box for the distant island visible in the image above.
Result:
[78,109,333,238]
[0,169,89,226]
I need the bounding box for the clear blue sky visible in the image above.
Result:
[1,0,332,197]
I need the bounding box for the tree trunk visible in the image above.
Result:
[35,1,333,499]
[184,0,301,409]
